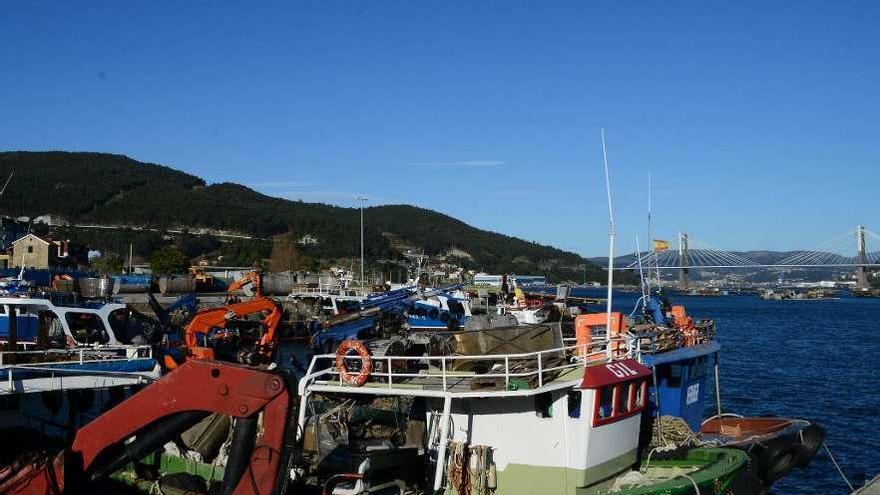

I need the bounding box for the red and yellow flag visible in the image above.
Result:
[653,239,669,252]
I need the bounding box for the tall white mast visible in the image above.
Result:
[648,174,662,291]
[600,129,616,360]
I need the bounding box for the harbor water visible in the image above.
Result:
[597,289,879,494]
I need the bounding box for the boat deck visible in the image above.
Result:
[0,346,159,395]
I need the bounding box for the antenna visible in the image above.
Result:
[600,129,616,360]
[648,174,662,292]
[636,235,647,299]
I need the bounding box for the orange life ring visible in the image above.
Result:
[335,340,373,386]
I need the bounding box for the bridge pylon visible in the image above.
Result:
[678,232,690,291]
[857,225,869,289]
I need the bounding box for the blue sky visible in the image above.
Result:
[1,1,878,257]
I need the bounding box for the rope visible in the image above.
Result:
[823,441,854,492]
[674,473,701,494]
[447,442,470,495]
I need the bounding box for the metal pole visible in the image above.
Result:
[358,196,368,285]
[433,396,453,491]
[601,129,616,360]
[714,353,723,419]
[652,366,663,443]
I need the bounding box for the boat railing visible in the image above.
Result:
[0,345,153,366]
[299,337,631,397]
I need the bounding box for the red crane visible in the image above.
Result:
[0,360,294,495]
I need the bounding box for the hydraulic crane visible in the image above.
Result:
[0,360,296,495]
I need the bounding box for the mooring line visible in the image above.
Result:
[823,441,855,492]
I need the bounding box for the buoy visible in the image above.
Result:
[335,340,373,387]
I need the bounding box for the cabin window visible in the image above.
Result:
[66,313,109,345]
[567,391,582,418]
[660,365,682,388]
[617,384,631,415]
[689,357,707,380]
[535,391,553,418]
[632,381,646,409]
[597,387,614,420]
[27,246,34,253]
[593,378,649,427]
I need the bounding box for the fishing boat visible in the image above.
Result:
[626,293,826,488]
[295,325,757,494]
[406,286,471,330]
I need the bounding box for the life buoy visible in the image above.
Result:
[335,340,373,387]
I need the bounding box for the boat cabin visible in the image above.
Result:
[0,296,158,348]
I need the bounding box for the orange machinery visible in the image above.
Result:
[177,271,282,366]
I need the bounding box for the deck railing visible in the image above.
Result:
[299,337,631,396]
[0,345,153,366]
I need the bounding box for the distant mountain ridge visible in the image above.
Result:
[0,151,619,282]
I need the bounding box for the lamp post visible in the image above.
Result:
[358,196,368,285]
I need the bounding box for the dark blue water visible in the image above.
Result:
[595,289,878,494]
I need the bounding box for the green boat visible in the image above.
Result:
[596,448,755,495]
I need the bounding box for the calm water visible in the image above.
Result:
[601,290,879,494]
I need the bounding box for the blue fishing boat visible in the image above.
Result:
[627,293,825,488]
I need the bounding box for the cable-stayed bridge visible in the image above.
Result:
[619,226,880,290]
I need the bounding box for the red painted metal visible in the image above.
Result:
[0,360,291,495]
[184,296,283,360]
[579,358,651,389]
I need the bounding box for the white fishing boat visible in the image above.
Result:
[295,325,660,494]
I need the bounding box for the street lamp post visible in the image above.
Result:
[358,196,368,285]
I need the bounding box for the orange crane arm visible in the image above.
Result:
[183,296,282,359]
[226,270,262,297]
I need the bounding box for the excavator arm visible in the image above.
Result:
[183,296,283,362]
[0,360,293,495]
[226,271,263,298]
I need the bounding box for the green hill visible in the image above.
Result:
[0,151,621,283]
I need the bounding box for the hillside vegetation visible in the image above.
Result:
[0,151,621,282]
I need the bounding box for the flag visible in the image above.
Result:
[653,239,669,252]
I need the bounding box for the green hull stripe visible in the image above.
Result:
[448,448,747,495]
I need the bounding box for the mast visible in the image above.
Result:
[600,129,616,360]
[648,174,662,291]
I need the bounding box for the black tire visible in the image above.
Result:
[754,438,799,484]
[794,424,826,468]
[730,453,768,495]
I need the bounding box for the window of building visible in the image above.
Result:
[27,245,34,254]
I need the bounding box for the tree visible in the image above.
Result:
[269,233,300,272]
[92,253,124,274]
[149,246,190,275]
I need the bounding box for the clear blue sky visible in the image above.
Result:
[2,1,878,257]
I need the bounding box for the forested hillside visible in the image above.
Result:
[0,151,622,282]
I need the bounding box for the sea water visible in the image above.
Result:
[600,290,879,494]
